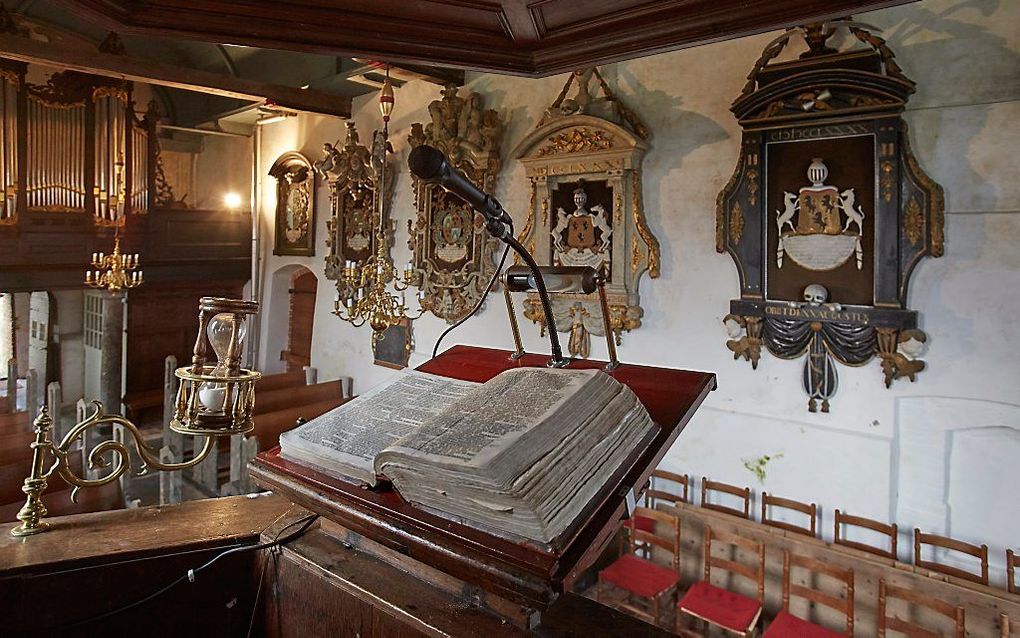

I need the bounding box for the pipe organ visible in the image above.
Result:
[0,59,165,227]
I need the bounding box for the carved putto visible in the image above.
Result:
[319,122,392,280]
[716,20,944,412]
[407,84,505,323]
[512,67,659,359]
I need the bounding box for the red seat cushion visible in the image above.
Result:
[764,611,845,637]
[599,554,679,598]
[628,514,655,533]
[678,580,762,633]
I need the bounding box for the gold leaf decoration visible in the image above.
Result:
[537,128,613,156]
[729,201,745,246]
[903,195,923,246]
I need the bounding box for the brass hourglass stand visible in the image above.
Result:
[11,297,261,537]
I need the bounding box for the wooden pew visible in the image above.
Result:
[257,370,307,393]
[251,398,349,452]
[254,380,341,416]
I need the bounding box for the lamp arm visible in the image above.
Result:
[52,401,215,500]
[492,228,567,367]
[11,404,216,537]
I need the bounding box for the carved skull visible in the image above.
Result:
[723,315,744,339]
[803,284,828,306]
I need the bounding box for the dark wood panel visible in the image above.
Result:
[0,494,293,638]
[125,279,244,395]
[61,0,918,77]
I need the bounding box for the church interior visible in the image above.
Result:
[0,0,1017,636]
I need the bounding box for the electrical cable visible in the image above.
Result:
[431,221,513,359]
[43,513,320,631]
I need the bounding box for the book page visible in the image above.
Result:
[279,371,479,480]
[381,368,599,469]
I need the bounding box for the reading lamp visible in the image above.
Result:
[503,265,620,371]
[11,297,261,537]
[408,145,569,368]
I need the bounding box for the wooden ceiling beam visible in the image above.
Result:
[0,33,351,118]
[55,0,919,78]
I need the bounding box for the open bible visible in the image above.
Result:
[279,367,658,547]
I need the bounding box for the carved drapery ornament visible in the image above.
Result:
[318,122,393,281]
[511,67,659,359]
[716,20,944,412]
[406,84,505,323]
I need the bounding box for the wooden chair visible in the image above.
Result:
[598,507,680,627]
[677,526,765,636]
[700,477,752,519]
[833,509,898,559]
[878,579,965,637]
[761,492,817,537]
[627,470,689,548]
[764,550,853,637]
[1008,549,1018,595]
[914,528,989,585]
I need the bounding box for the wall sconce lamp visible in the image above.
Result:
[11,297,261,537]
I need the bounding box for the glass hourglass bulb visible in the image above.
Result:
[198,313,248,414]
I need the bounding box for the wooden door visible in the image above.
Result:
[282,269,316,372]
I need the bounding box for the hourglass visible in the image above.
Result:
[172,297,261,436]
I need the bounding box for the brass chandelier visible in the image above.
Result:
[333,65,423,342]
[85,157,143,291]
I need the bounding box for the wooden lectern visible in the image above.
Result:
[250,345,716,633]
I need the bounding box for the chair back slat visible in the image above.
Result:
[834,508,898,559]
[700,476,751,519]
[914,528,989,585]
[761,492,817,537]
[782,549,854,635]
[1008,549,1018,595]
[627,506,681,570]
[878,579,965,638]
[643,470,689,508]
[704,525,765,602]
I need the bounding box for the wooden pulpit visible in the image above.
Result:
[250,345,716,632]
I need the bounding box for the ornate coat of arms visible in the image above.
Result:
[776,158,864,271]
[551,182,612,271]
[716,20,944,412]
[407,84,505,323]
[512,67,659,359]
[317,122,392,280]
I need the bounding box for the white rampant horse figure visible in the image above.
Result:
[776,192,798,233]
[840,189,865,234]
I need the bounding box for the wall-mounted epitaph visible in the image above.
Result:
[316,122,392,280]
[716,21,944,412]
[270,152,316,257]
[511,67,659,359]
[406,84,505,323]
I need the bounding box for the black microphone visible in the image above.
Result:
[408,145,512,232]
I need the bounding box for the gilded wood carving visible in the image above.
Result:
[270,151,315,257]
[512,67,659,359]
[716,20,944,412]
[317,122,392,280]
[406,84,505,323]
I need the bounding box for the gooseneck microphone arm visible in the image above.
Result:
[408,144,568,367]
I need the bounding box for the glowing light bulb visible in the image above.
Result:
[224,192,243,210]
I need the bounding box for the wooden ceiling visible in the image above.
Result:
[61,0,917,77]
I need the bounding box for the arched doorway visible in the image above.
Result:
[280,268,317,372]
